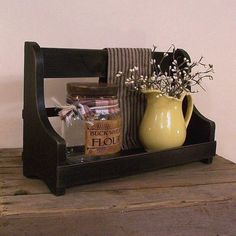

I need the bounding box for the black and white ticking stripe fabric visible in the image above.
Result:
[107,48,152,150]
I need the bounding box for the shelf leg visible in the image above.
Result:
[201,156,213,164]
[23,166,39,179]
[52,187,66,196]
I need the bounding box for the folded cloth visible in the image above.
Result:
[66,95,120,118]
[106,48,152,150]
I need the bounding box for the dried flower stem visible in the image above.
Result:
[117,45,214,98]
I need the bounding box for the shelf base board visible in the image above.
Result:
[55,141,216,195]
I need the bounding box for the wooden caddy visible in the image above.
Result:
[22,42,216,196]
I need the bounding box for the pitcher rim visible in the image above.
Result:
[141,89,190,101]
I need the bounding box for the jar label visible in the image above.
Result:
[85,119,121,156]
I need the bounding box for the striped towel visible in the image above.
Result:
[107,48,152,150]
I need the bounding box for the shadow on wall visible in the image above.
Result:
[0,75,23,105]
[0,76,98,147]
[0,75,23,147]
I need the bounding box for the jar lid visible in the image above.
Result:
[67,83,118,96]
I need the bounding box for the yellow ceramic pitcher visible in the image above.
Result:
[139,90,193,151]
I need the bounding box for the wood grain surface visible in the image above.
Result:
[0,149,236,236]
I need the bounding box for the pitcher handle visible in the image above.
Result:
[184,94,193,127]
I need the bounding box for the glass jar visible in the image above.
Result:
[62,83,122,157]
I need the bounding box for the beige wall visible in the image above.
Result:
[0,0,235,162]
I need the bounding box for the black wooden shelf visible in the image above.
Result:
[22,42,216,196]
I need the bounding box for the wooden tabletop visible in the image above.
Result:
[0,149,236,236]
